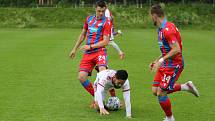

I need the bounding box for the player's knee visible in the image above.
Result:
[78,74,87,82]
[156,87,166,96]
[152,92,157,96]
[152,91,157,96]
[78,71,88,82]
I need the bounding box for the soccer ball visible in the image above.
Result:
[105,96,120,111]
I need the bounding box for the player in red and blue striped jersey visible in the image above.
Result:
[69,0,111,98]
[149,4,200,121]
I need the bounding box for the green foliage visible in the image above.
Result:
[0,4,214,29]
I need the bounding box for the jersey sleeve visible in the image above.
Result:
[122,79,130,92]
[94,83,105,109]
[122,79,131,117]
[163,26,177,45]
[83,16,89,30]
[103,19,111,37]
[94,74,107,109]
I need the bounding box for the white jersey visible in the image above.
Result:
[105,8,114,40]
[105,8,112,20]
[94,69,131,117]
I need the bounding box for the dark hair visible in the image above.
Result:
[96,0,106,8]
[151,4,165,17]
[115,70,128,81]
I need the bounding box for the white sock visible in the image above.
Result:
[181,83,189,91]
[166,115,175,121]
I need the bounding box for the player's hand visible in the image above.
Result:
[152,61,162,72]
[69,49,76,59]
[149,62,155,71]
[100,108,109,115]
[117,30,122,36]
[119,52,125,60]
[80,45,90,51]
[90,101,98,109]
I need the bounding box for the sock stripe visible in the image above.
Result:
[158,96,168,102]
[82,80,90,87]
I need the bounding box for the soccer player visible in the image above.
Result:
[149,4,200,121]
[69,0,111,97]
[105,6,125,60]
[93,69,131,118]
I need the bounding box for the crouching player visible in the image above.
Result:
[93,69,131,118]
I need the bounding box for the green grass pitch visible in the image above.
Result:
[0,29,214,121]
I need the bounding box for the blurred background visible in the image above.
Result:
[0,0,214,30]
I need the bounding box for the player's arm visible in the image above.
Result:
[91,20,111,49]
[162,41,181,61]
[90,34,110,49]
[80,33,109,51]
[80,20,111,51]
[151,42,180,73]
[108,41,125,59]
[149,54,162,70]
[122,80,132,118]
[94,81,109,115]
[69,24,87,59]
[110,15,114,24]
[158,28,181,63]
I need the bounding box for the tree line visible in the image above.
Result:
[0,0,214,7]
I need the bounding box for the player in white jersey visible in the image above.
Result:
[105,8,125,60]
[93,69,131,118]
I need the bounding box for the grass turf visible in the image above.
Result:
[0,29,214,121]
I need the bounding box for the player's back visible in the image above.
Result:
[165,22,182,50]
[95,69,116,91]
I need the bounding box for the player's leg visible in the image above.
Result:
[78,71,94,97]
[167,82,199,96]
[79,54,95,97]
[96,50,108,72]
[153,68,175,121]
[157,88,175,121]
[166,67,183,94]
[166,67,199,97]
[152,68,162,96]
[109,26,125,60]
[182,81,199,97]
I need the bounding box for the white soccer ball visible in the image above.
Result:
[105,96,120,111]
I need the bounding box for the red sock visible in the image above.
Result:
[158,96,172,117]
[167,84,181,94]
[81,80,94,97]
[109,88,116,97]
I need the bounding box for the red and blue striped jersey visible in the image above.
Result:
[158,18,184,68]
[83,15,111,54]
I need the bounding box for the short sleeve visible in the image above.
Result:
[103,19,111,36]
[122,79,130,92]
[83,16,89,30]
[163,27,177,45]
[97,74,107,88]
